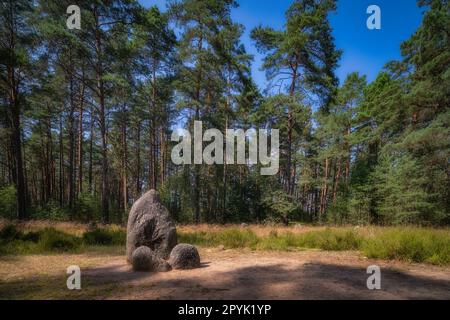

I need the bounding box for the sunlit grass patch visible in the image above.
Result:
[179,226,449,265]
[360,227,450,265]
[0,225,80,255]
[178,228,259,249]
[0,224,126,255]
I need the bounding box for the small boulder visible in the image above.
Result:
[169,244,201,270]
[132,246,172,272]
[155,259,172,272]
[131,246,153,271]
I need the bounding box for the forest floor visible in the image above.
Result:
[1,246,449,299]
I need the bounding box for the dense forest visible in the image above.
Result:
[0,0,448,226]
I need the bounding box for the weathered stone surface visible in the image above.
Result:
[169,244,201,270]
[131,246,153,271]
[131,246,172,272]
[126,190,177,262]
[154,258,172,272]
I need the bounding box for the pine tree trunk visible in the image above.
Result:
[94,7,109,223]
[59,112,64,207]
[319,157,329,222]
[286,65,298,195]
[149,62,157,190]
[135,121,141,197]
[6,2,26,219]
[68,71,75,211]
[345,127,351,186]
[149,121,157,190]
[10,97,26,219]
[121,106,128,222]
[77,77,85,195]
[45,108,54,201]
[333,159,342,203]
[88,113,94,195]
[160,126,165,185]
[193,33,203,224]
[223,116,228,223]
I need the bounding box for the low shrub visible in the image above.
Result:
[37,228,79,252]
[0,226,79,254]
[21,231,40,242]
[0,224,23,241]
[0,185,16,219]
[0,224,46,243]
[82,228,126,245]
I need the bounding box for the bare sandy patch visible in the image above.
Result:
[1,248,449,300]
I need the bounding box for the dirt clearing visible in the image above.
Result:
[1,248,449,300]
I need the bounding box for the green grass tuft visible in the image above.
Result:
[360,228,450,265]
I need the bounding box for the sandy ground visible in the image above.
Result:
[1,248,449,300]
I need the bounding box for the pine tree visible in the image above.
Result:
[251,0,341,197]
[170,0,240,222]
[0,0,36,219]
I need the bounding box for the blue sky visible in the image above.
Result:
[139,0,425,89]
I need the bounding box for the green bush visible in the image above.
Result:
[74,194,102,222]
[37,228,79,252]
[0,185,17,219]
[83,229,113,245]
[21,231,40,242]
[0,224,23,241]
[31,200,68,221]
[82,228,126,245]
[0,225,128,255]
[0,226,79,254]
[262,190,298,225]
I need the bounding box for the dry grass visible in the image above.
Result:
[1,219,449,265]
[5,218,448,238]
[0,218,123,236]
[177,223,328,237]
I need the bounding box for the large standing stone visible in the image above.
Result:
[126,190,177,262]
[169,244,201,270]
